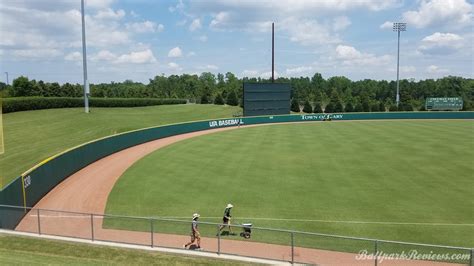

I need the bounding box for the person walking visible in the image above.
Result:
[184,213,201,250]
[218,203,233,235]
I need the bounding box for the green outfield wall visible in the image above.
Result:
[1,111,473,229]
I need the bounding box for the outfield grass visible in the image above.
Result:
[0,104,240,187]
[0,234,253,265]
[105,120,474,249]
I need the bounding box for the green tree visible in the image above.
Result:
[334,101,344,113]
[389,105,398,111]
[324,102,334,113]
[370,102,380,112]
[214,93,225,105]
[302,100,313,113]
[290,99,300,112]
[345,102,354,112]
[226,90,239,106]
[379,102,386,112]
[12,76,33,96]
[200,94,210,104]
[313,102,323,113]
[354,102,364,112]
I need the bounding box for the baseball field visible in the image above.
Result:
[104,120,474,248]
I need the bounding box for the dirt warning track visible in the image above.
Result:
[15,124,459,265]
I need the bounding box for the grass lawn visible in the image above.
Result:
[0,104,240,187]
[105,120,474,250]
[0,234,253,265]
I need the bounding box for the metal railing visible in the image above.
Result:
[1,204,472,265]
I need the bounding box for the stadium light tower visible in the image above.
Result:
[81,0,90,113]
[393,22,406,107]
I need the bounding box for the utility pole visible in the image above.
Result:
[393,22,406,107]
[4,72,8,85]
[81,0,90,113]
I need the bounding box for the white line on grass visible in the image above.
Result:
[27,214,474,226]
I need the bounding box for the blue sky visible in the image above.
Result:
[0,0,472,84]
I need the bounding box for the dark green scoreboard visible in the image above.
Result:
[425,97,463,111]
[243,83,291,116]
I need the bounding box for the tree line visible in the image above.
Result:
[1,72,472,111]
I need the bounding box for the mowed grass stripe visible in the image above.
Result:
[0,234,251,265]
[106,120,473,247]
[0,104,240,186]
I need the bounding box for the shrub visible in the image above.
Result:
[379,102,386,112]
[324,102,334,113]
[344,102,354,112]
[399,102,414,111]
[354,103,364,112]
[226,91,239,106]
[334,101,344,113]
[313,102,323,113]
[290,99,300,112]
[200,94,210,104]
[370,103,380,112]
[1,97,186,113]
[389,105,398,112]
[302,100,313,113]
[214,93,225,105]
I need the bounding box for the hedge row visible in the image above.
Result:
[1,97,187,113]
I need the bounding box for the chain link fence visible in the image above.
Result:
[2,204,472,265]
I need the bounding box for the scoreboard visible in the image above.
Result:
[425,97,463,111]
[243,83,291,117]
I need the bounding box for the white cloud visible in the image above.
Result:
[427,65,449,73]
[380,21,393,29]
[282,17,340,45]
[64,51,82,61]
[241,69,279,78]
[335,45,391,66]
[126,21,164,33]
[115,49,157,64]
[286,66,313,75]
[168,47,183,58]
[13,48,62,59]
[198,64,219,70]
[210,12,231,29]
[198,35,208,42]
[189,18,202,31]
[333,16,351,31]
[402,0,473,28]
[86,0,115,9]
[92,49,157,64]
[187,51,196,56]
[94,8,125,20]
[401,66,417,73]
[419,32,464,54]
[241,70,259,77]
[169,0,185,13]
[92,50,117,61]
[168,62,183,71]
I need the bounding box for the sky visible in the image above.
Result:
[0,0,473,84]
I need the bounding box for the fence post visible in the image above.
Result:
[470,248,473,266]
[150,218,154,248]
[217,225,221,255]
[37,209,41,235]
[374,240,378,266]
[90,214,94,241]
[291,232,294,264]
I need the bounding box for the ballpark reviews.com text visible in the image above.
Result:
[356,250,470,263]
